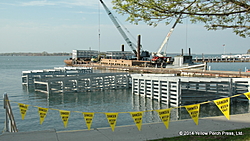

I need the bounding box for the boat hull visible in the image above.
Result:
[64,60,72,66]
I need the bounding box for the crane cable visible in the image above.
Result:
[115,17,137,44]
[98,0,101,53]
[186,17,188,55]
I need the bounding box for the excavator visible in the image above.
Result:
[151,14,182,64]
[100,0,150,60]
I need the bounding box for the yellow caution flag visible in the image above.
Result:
[185,104,200,125]
[157,109,171,129]
[130,112,143,131]
[214,97,230,120]
[244,92,250,100]
[83,112,94,130]
[18,103,29,120]
[60,110,70,128]
[38,107,48,125]
[105,113,118,131]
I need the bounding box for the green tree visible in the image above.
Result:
[112,0,250,37]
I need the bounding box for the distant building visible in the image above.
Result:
[72,50,98,60]
[106,51,134,59]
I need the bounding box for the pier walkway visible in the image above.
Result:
[1,113,250,141]
[73,63,250,78]
[193,57,250,63]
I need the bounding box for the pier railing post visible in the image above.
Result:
[3,93,18,132]
[3,93,9,132]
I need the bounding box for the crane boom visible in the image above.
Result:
[99,0,137,55]
[156,14,182,55]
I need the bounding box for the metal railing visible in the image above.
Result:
[3,93,18,132]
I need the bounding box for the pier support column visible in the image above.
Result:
[138,79,142,96]
[167,81,170,107]
[47,81,51,94]
[89,78,92,91]
[61,80,65,93]
[158,80,162,102]
[144,79,147,97]
[177,79,181,106]
[101,76,104,90]
[76,79,79,92]
[151,80,153,99]
[114,75,118,89]
[125,74,129,88]
[132,78,134,94]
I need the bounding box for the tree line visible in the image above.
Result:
[0,52,71,56]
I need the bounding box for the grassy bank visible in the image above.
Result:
[151,127,250,141]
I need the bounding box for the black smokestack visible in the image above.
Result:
[137,35,141,60]
[121,44,124,52]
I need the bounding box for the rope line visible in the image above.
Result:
[8,92,250,114]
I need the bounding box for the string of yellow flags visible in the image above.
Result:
[10,92,250,131]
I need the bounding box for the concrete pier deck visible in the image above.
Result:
[1,113,250,141]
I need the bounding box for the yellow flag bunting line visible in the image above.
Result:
[11,92,250,131]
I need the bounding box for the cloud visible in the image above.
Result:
[0,2,16,6]
[60,1,96,7]
[74,11,99,15]
[5,0,114,9]
[16,0,100,7]
[19,0,57,6]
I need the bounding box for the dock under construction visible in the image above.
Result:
[131,74,250,107]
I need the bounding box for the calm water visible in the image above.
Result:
[0,56,250,132]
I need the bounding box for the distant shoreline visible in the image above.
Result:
[0,52,71,56]
[0,52,246,57]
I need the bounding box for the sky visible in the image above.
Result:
[0,0,249,54]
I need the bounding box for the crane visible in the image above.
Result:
[99,0,149,59]
[151,14,182,63]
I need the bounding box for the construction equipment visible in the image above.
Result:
[100,0,149,60]
[151,14,182,63]
[91,56,98,63]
